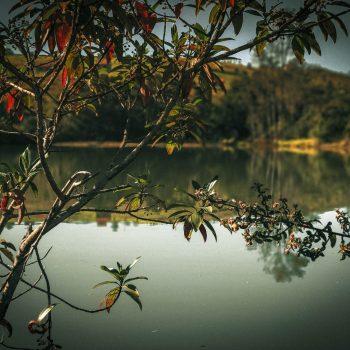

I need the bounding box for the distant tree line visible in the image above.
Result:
[1,60,350,144]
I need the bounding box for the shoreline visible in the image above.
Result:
[53,139,350,155]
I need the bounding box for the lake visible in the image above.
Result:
[1,146,350,349]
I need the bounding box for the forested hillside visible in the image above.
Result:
[209,61,350,142]
[1,55,350,144]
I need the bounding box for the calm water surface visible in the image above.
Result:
[1,147,350,349]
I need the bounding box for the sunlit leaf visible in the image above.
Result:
[128,256,141,270]
[123,284,140,297]
[104,287,120,313]
[37,304,57,323]
[124,291,143,310]
[100,265,121,279]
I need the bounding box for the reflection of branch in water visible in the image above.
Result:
[11,275,43,302]
[257,241,309,283]
[34,248,53,348]
[0,260,110,314]
[1,248,60,350]
[0,255,146,349]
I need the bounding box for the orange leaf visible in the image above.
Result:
[5,93,15,113]
[229,0,235,8]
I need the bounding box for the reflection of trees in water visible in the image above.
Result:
[256,241,309,283]
[3,146,350,216]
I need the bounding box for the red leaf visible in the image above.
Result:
[43,20,52,30]
[183,221,192,241]
[135,1,148,18]
[174,3,183,18]
[55,20,72,52]
[27,320,47,335]
[229,0,235,7]
[61,67,68,87]
[48,31,56,54]
[105,41,115,64]
[0,196,9,211]
[140,81,151,106]
[199,224,207,242]
[18,114,24,122]
[135,1,157,33]
[5,93,15,113]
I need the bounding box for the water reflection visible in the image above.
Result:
[1,146,349,217]
[2,219,349,350]
[256,241,309,283]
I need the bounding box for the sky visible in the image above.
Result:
[0,0,349,73]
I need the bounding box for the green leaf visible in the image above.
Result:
[333,15,348,36]
[93,281,117,289]
[128,256,141,270]
[292,36,305,64]
[245,9,262,16]
[192,180,201,190]
[124,291,143,310]
[204,219,217,241]
[303,32,321,56]
[231,10,243,35]
[100,266,121,279]
[123,284,140,297]
[125,276,148,283]
[249,0,265,12]
[171,24,178,43]
[323,17,337,43]
[192,23,208,40]
[206,176,218,191]
[127,196,141,211]
[115,196,126,207]
[329,234,337,248]
[190,212,202,231]
[209,4,220,24]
